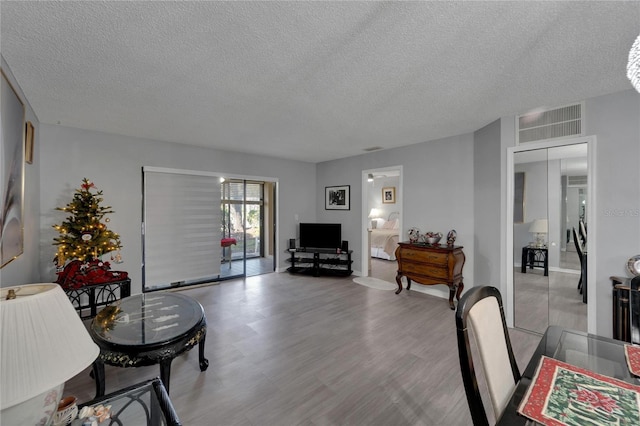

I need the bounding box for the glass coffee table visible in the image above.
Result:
[89,292,208,397]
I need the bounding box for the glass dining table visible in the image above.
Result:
[497,326,639,425]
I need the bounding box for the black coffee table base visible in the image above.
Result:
[92,323,208,397]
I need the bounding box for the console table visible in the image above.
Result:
[394,242,465,310]
[521,246,548,276]
[63,278,131,319]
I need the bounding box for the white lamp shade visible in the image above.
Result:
[528,219,548,234]
[1,283,99,410]
[628,34,640,93]
[368,208,381,218]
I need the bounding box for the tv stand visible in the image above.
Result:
[286,248,352,277]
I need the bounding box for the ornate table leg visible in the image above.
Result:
[199,336,209,371]
[456,280,464,302]
[92,359,106,398]
[395,273,403,294]
[448,286,456,310]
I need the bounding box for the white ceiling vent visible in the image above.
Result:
[567,175,588,187]
[517,103,583,144]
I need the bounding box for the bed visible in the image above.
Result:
[370,212,400,261]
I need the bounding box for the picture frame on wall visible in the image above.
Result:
[1,70,26,267]
[325,185,350,210]
[382,187,396,204]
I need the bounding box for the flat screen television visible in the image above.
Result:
[299,223,341,249]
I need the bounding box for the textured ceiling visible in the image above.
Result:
[1,1,638,163]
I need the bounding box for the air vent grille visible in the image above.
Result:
[567,175,588,187]
[517,103,583,144]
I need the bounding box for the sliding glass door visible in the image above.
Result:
[143,170,276,291]
[220,179,275,278]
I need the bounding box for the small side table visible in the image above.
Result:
[521,246,548,276]
[64,278,131,319]
[72,378,180,426]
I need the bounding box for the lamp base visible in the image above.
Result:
[1,383,64,426]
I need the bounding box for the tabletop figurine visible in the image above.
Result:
[447,229,457,246]
[408,227,420,243]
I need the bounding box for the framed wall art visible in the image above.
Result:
[325,185,350,210]
[1,69,26,267]
[382,187,396,204]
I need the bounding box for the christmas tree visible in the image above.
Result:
[53,178,122,266]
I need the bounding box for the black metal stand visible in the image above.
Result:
[63,278,131,319]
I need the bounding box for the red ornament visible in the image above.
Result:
[81,180,95,191]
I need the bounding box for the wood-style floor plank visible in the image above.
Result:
[64,272,541,425]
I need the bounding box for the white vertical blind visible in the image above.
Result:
[143,168,222,290]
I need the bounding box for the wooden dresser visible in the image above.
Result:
[394,242,465,309]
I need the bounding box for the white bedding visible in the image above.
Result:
[370,228,399,260]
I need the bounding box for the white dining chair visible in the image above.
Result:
[456,286,521,426]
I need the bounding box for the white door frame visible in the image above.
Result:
[361,165,403,277]
[505,136,596,333]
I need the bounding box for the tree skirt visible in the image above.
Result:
[352,277,396,291]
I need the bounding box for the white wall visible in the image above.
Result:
[316,133,475,297]
[473,119,502,288]
[38,124,317,294]
[585,89,640,337]
[1,59,41,287]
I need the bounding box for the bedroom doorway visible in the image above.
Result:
[361,166,403,281]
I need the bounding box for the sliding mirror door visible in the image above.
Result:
[513,150,550,333]
[512,143,588,334]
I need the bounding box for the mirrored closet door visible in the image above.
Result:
[512,143,588,334]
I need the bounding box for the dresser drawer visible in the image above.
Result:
[401,262,449,280]
[401,249,448,265]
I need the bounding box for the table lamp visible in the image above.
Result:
[1,283,99,425]
[368,208,381,228]
[529,219,548,247]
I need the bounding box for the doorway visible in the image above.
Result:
[361,166,403,281]
[506,137,596,334]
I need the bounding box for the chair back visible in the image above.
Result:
[579,220,587,245]
[572,227,584,259]
[455,286,520,426]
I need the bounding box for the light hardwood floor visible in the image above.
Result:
[65,272,541,425]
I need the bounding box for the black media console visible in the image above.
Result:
[286,248,353,277]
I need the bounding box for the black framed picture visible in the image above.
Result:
[325,185,350,210]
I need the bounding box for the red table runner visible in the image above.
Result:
[518,355,640,425]
[625,344,640,377]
